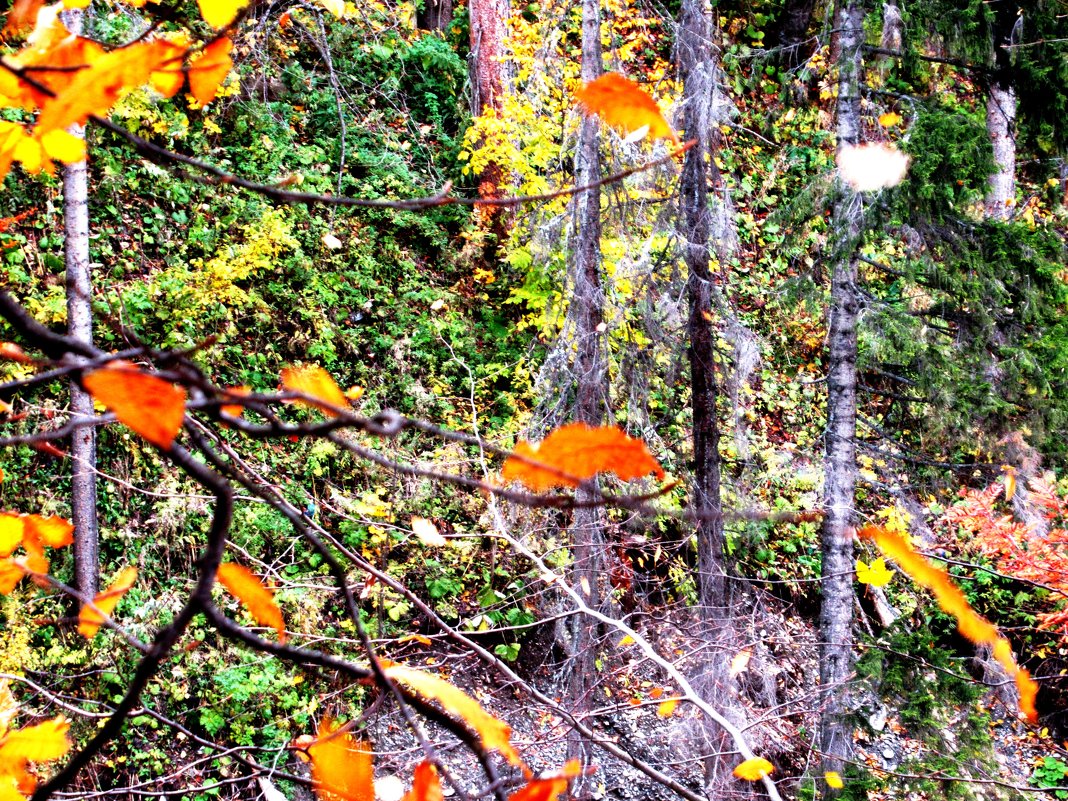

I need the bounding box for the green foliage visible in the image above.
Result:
[1032,756,1068,799]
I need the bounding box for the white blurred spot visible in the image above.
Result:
[836,143,910,192]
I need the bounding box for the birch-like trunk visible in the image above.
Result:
[62,8,98,601]
[819,0,864,789]
[564,0,606,779]
[984,80,1017,220]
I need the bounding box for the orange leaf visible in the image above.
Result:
[732,757,774,781]
[2,0,45,37]
[501,423,664,492]
[24,515,72,548]
[83,362,186,449]
[1002,465,1016,501]
[221,385,251,418]
[861,525,1038,723]
[36,40,176,133]
[0,343,31,364]
[281,365,349,417]
[656,698,679,718]
[575,73,678,144]
[0,560,24,594]
[508,761,583,801]
[404,761,443,801]
[308,718,374,801]
[0,718,69,765]
[188,36,233,105]
[147,36,190,98]
[78,566,137,638]
[382,663,523,767]
[1017,669,1039,724]
[216,563,287,643]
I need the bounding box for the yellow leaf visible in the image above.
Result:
[855,557,893,587]
[1002,465,1016,501]
[308,718,374,801]
[617,635,635,647]
[729,647,752,678]
[501,423,664,492]
[216,563,287,643]
[656,698,680,718]
[198,0,251,29]
[824,771,844,789]
[83,362,186,449]
[411,517,446,547]
[0,515,23,557]
[575,73,678,144]
[188,36,233,106]
[732,757,774,781]
[39,129,85,164]
[78,566,137,638]
[878,111,902,127]
[314,0,345,18]
[382,663,523,767]
[281,364,349,417]
[403,761,443,801]
[0,717,70,765]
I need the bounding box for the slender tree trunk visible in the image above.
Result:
[984,5,1018,220]
[468,0,512,249]
[62,8,98,601]
[678,0,725,627]
[678,1,739,791]
[416,0,452,31]
[819,0,864,790]
[564,0,606,780]
[766,0,817,67]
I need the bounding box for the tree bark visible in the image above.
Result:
[819,0,864,790]
[416,0,452,31]
[468,0,512,249]
[984,4,1018,220]
[564,0,606,781]
[678,0,725,627]
[62,8,98,601]
[766,0,817,67]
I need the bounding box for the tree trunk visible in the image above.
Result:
[984,5,1018,220]
[564,0,606,782]
[468,0,511,250]
[766,0,817,67]
[819,0,864,790]
[678,0,725,628]
[416,0,452,31]
[62,8,98,602]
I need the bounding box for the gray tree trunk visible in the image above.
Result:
[62,8,98,601]
[984,11,1018,220]
[819,0,864,790]
[678,0,726,629]
[564,0,606,782]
